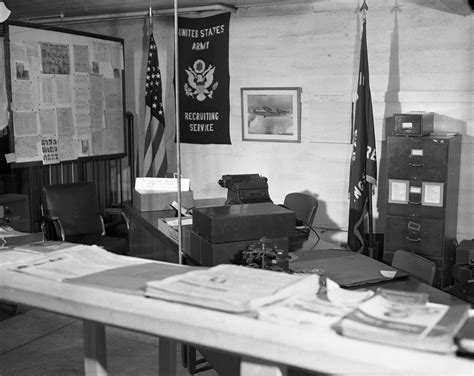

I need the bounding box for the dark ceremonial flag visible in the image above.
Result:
[348,20,377,253]
[143,34,167,177]
[178,12,231,144]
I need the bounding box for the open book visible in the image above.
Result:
[145,264,319,314]
[333,288,470,354]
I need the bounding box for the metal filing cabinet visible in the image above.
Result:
[383,134,461,288]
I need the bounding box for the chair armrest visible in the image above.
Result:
[41,215,65,241]
[103,207,130,236]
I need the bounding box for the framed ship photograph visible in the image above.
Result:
[241,87,301,142]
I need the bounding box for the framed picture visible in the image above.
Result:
[241,87,301,142]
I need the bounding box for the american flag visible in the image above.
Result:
[143,33,167,177]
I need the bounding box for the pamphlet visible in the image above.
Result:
[333,288,470,354]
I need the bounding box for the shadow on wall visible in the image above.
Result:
[298,190,342,243]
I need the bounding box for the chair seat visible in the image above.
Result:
[67,234,128,255]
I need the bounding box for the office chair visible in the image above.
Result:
[283,192,320,244]
[41,182,129,255]
[391,249,437,286]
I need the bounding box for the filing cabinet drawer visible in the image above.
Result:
[383,215,445,259]
[387,136,449,181]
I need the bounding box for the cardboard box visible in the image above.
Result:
[132,189,194,212]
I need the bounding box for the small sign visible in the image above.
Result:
[422,182,444,207]
[135,177,190,192]
[388,179,409,204]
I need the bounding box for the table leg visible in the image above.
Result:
[83,320,108,376]
[240,357,288,376]
[159,337,177,375]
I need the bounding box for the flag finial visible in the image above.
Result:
[148,6,153,35]
[360,0,368,21]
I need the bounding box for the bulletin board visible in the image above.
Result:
[4,21,125,165]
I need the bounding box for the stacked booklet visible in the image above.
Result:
[333,288,470,354]
[145,264,319,314]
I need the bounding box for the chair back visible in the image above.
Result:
[42,182,104,237]
[283,192,318,227]
[391,249,436,286]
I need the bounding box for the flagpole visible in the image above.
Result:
[367,183,375,258]
[361,0,375,259]
[174,0,183,265]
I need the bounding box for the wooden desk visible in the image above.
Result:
[123,198,226,262]
[0,252,473,376]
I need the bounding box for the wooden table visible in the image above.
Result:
[0,251,472,376]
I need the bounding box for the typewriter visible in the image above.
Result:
[218,174,272,205]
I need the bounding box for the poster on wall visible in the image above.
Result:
[178,13,231,144]
[6,21,125,165]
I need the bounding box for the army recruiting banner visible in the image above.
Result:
[178,13,231,144]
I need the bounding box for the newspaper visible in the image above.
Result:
[9,244,151,281]
[0,249,44,267]
[146,264,319,313]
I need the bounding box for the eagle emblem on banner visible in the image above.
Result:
[184,59,219,101]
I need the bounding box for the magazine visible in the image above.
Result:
[333,288,470,354]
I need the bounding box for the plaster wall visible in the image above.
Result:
[70,0,473,243]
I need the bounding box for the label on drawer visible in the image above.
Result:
[409,186,421,194]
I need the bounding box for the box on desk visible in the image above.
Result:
[192,202,295,244]
[132,177,194,212]
[187,229,289,266]
[133,189,194,212]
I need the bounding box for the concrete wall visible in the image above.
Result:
[70,0,473,244]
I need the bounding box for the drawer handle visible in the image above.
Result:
[406,236,421,242]
[409,162,424,167]
[408,201,421,205]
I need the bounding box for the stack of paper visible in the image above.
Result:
[145,264,319,313]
